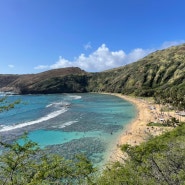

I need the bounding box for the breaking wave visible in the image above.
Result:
[66,94,82,100]
[0,108,67,132]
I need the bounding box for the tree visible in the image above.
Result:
[0,96,96,184]
[0,96,20,113]
[96,124,185,185]
[0,134,96,184]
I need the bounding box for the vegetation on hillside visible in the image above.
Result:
[154,86,185,110]
[0,44,185,99]
[96,123,185,185]
[0,44,185,184]
[0,67,89,94]
[0,135,96,185]
[88,44,185,98]
[0,97,96,185]
[0,95,185,184]
[1,120,185,184]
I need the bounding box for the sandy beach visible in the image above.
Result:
[106,93,185,163]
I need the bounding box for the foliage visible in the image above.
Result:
[88,44,185,100]
[1,42,185,184]
[96,123,185,185]
[147,116,180,127]
[0,135,96,185]
[154,85,185,110]
[147,122,166,127]
[0,96,20,113]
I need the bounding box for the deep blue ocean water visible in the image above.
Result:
[0,93,136,166]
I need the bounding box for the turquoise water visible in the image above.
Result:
[0,93,136,165]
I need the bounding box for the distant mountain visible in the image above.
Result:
[0,67,89,94]
[0,44,185,96]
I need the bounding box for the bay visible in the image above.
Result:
[0,93,136,166]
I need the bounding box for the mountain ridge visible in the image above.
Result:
[0,44,185,96]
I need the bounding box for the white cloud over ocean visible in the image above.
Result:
[34,44,152,72]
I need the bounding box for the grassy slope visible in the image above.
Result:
[0,44,185,96]
[88,44,185,96]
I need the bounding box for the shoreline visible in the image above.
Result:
[104,93,179,163]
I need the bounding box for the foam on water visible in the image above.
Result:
[0,91,17,96]
[46,101,71,108]
[0,108,67,132]
[66,94,82,100]
[0,93,137,166]
[57,120,78,128]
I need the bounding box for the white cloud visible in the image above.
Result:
[126,48,154,63]
[34,40,185,72]
[8,64,15,68]
[49,44,127,71]
[50,56,74,69]
[160,40,185,49]
[34,65,49,70]
[84,42,92,50]
[34,44,151,72]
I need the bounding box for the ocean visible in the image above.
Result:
[0,93,136,166]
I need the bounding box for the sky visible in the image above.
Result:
[0,0,185,74]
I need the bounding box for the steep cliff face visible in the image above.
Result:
[0,44,185,96]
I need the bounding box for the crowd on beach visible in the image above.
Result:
[107,93,185,163]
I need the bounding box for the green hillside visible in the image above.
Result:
[0,67,89,94]
[96,123,185,185]
[0,44,185,105]
[88,44,185,97]
[0,44,185,184]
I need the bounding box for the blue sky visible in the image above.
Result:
[0,0,185,74]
